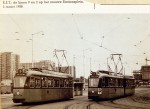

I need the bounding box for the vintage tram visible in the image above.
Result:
[88,70,135,100]
[13,68,73,103]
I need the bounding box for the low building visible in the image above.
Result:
[20,60,55,71]
[74,82,83,96]
[133,70,142,80]
[133,65,150,86]
[141,65,150,80]
[56,66,76,78]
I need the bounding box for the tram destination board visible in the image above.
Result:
[16,73,26,76]
[90,75,99,78]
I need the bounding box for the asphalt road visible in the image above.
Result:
[1,88,150,109]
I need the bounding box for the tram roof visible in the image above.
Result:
[90,72,134,79]
[26,69,72,78]
[101,74,134,79]
[99,73,124,78]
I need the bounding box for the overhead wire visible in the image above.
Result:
[72,14,83,39]
[72,14,150,73]
[8,15,24,33]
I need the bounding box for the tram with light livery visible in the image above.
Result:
[88,70,135,100]
[13,68,73,103]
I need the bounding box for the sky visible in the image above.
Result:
[0,14,150,78]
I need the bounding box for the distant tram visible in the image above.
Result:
[88,70,135,100]
[13,68,73,103]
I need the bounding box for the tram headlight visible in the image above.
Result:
[92,90,94,93]
[98,88,102,94]
[16,91,20,95]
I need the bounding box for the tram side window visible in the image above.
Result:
[69,80,73,87]
[48,78,53,87]
[54,79,60,87]
[35,77,41,88]
[64,79,69,87]
[105,78,109,87]
[108,78,115,87]
[102,78,105,87]
[126,80,130,87]
[127,79,135,87]
[126,80,128,87]
[66,79,69,87]
[42,77,48,88]
[64,79,67,87]
[127,80,130,87]
[30,77,35,88]
[128,80,131,86]
[118,79,123,87]
[115,79,118,87]
[60,79,65,87]
[132,80,135,87]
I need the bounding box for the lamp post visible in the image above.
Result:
[73,55,76,79]
[83,48,92,90]
[14,31,44,68]
[31,31,44,68]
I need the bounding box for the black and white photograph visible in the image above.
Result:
[0,14,150,109]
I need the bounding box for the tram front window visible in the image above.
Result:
[89,78,99,87]
[14,77,26,87]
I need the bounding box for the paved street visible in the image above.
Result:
[1,88,150,109]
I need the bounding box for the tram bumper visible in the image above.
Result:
[13,89,25,103]
[13,98,25,103]
[88,88,102,99]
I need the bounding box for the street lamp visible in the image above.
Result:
[83,48,92,76]
[83,48,92,90]
[31,31,44,68]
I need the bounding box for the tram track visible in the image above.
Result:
[131,89,150,104]
[2,105,32,109]
[86,102,95,109]
[2,103,37,109]
[95,89,150,109]
[2,88,150,109]
[64,101,84,109]
[64,99,95,109]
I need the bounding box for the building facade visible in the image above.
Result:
[20,60,55,71]
[141,65,150,80]
[133,65,150,86]
[56,66,76,78]
[0,52,20,81]
[133,70,142,80]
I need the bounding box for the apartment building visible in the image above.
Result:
[0,52,20,81]
[20,60,55,71]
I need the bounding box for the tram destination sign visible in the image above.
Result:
[90,75,99,78]
[16,73,26,76]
